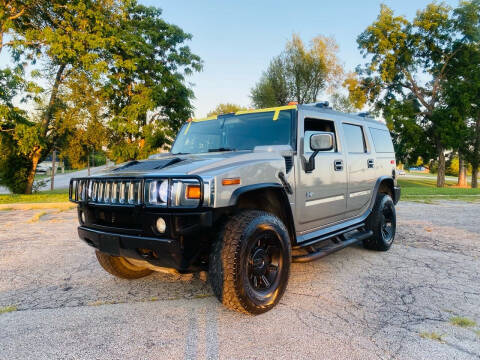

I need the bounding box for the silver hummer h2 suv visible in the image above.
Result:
[69,102,400,314]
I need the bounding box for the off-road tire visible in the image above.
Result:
[363,193,396,251]
[209,210,291,314]
[95,251,153,279]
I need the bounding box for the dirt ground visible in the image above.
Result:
[0,201,479,360]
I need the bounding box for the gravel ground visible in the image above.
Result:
[0,201,479,360]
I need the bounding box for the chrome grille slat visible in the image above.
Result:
[84,179,142,206]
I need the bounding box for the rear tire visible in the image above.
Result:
[95,251,153,279]
[209,210,291,314]
[363,193,396,251]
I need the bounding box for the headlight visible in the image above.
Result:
[145,178,211,208]
[159,180,169,203]
[147,180,167,206]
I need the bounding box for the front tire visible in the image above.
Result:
[209,210,291,314]
[363,193,396,251]
[95,251,153,279]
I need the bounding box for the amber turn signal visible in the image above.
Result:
[222,178,241,186]
[185,185,201,199]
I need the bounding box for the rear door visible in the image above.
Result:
[342,122,376,216]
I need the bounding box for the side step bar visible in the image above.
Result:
[292,230,373,263]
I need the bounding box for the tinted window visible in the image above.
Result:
[369,128,394,153]
[171,110,293,154]
[342,124,366,153]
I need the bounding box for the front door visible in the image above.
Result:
[296,115,348,233]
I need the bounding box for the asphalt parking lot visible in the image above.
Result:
[0,201,479,360]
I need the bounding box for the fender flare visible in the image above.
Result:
[228,183,297,243]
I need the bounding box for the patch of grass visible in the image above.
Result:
[0,203,75,211]
[419,331,444,343]
[0,189,69,204]
[475,329,480,337]
[398,178,480,201]
[0,305,17,314]
[449,316,477,328]
[28,211,48,223]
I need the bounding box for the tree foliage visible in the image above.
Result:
[0,0,201,193]
[251,34,343,108]
[104,3,201,163]
[206,103,247,117]
[352,2,480,187]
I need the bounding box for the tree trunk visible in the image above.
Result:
[88,150,91,177]
[472,165,479,188]
[25,148,42,195]
[472,113,480,189]
[436,142,446,188]
[50,149,56,191]
[41,64,66,135]
[24,64,66,194]
[458,154,468,187]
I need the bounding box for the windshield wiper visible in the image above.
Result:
[208,148,236,152]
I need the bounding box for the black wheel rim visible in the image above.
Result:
[381,204,394,243]
[246,230,283,293]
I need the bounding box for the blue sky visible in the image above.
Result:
[149,0,458,117]
[1,0,459,117]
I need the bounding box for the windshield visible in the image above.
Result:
[171,110,294,154]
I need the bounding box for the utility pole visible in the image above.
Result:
[51,149,56,191]
[88,149,91,177]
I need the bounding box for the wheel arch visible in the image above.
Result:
[375,176,396,203]
[229,183,297,244]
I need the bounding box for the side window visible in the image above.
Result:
[369,127,394,153]
[342,123,366,153]
[304,118,336,153]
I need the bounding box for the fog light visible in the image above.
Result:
[80,211,86,224]
[156,217,166,233]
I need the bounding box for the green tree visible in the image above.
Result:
[251,34,343,108]
[105,3,202,163]
[59,73,108,172]
[207,103,248,117]
[442,42,480,187]
[2,0,122,193]
[354,2,480,187]
[0,1,201,193]
[330,93,357,113]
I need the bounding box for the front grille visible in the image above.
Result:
[70,178,143,205]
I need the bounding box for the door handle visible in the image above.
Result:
[367,159,375,168]
[334,160,343,171]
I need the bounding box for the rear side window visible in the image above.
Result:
[369,128,394,153]
[342,124,366,153]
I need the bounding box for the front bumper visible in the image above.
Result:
[394,186,401,204]
[77,205,216,272]
[78,226,188,270]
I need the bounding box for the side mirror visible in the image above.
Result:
[305,132,335,173]
[310,133,334,151]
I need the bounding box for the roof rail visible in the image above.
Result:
[357,112,373,118]
[315,101,331,109]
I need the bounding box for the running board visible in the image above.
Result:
[292,230,373,263]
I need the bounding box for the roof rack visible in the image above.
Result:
[314,101,331,109]
[357,112,373,118]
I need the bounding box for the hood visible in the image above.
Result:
[97,148,291,178]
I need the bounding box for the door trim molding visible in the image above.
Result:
[305,195,345,206]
